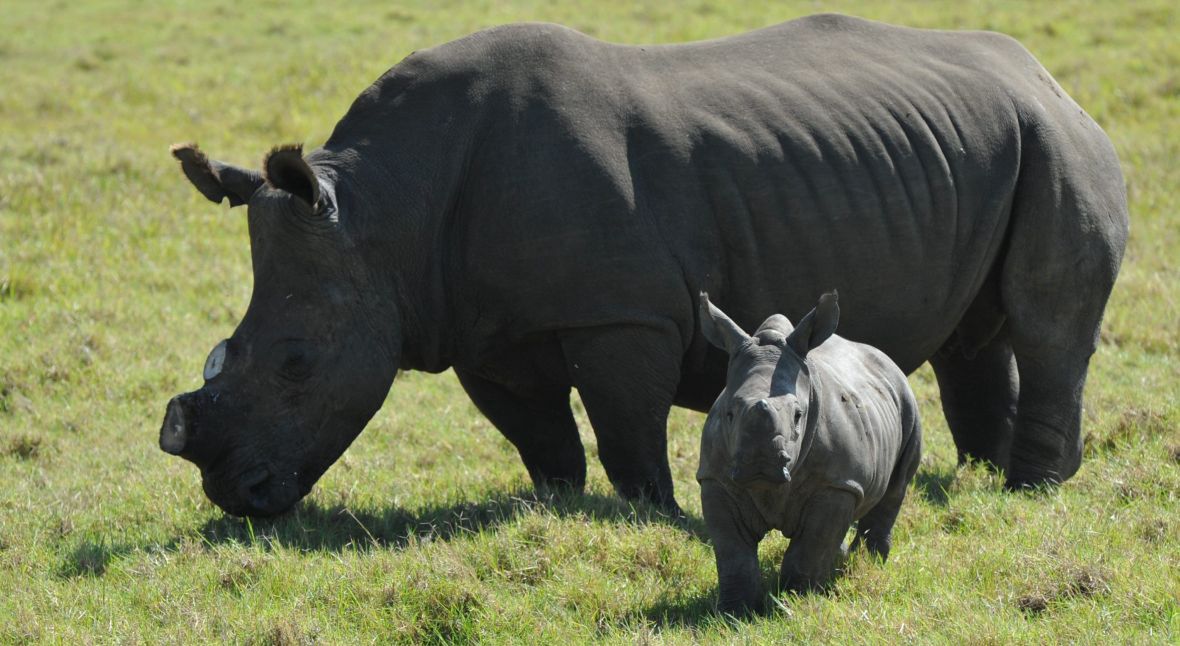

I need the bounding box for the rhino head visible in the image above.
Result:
[698,292,839,489]
[159,144,400,517]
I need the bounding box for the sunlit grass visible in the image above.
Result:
[1,0,1176,642]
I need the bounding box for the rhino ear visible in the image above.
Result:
[786,291,839,358]
[170,143,263,207]
[699,292,749,355]
[264,144,321,208]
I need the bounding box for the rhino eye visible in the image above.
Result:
[281,353,313,381]
[274,339,317,382]
[793,409,803,426]
[725,410,734,423]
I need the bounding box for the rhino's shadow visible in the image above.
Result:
[913,466,956,507]
[193,488,708,552]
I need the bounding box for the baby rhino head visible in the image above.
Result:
[698,292,840,489]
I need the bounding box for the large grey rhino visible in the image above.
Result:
[697,292,922,614]
[160,14,1127,517]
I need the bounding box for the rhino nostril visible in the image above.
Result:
[239,466,272,507]
[160,396,189,455]
[242,466,270,489]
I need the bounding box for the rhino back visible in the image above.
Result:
[323,18,1084,374]
[621,16,1042,370]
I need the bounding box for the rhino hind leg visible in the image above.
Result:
[455,370,587,493]
[999,121,1128,490]
[853,418,922,560]
[930,329,1018,470]
[853,504,899,561]
[779,489,857,595]
[561,323,683,514]
[1002,346,1094,489]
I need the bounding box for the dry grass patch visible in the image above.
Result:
[3,433,43,459]
[1016,566,1112,615]
[258,620,319,646]
[384,567,487,644]
[218,553,268,594]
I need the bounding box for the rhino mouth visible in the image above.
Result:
[202,462,307,518]
[729,453,792,488]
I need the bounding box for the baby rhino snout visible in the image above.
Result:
[729,399,793,487]
[729,451,792,487]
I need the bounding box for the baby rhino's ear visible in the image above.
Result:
[699,292,749,356]
[786,291,839,358]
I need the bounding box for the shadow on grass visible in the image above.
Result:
[193,488,709,553]
[914,467,956,507]
[634,550,851,630]
[57,541,135,578]
[640,592,722,629]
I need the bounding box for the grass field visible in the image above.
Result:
[1,0,1177,642]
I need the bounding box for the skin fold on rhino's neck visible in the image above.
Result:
[311,61,482,373]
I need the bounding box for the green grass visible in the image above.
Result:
[1,0,1177,642]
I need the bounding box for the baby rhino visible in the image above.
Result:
[697,292,922,614]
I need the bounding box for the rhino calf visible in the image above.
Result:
[697,292,921,614]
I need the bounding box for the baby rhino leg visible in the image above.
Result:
[853,495,903,561]
[701,481,765,615]
[779,489,857,594]
[853,421,921,560]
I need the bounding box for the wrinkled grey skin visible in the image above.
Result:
[697,293,921,614]
[161,15,1126,517]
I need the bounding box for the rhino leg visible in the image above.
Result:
[999,124,1127,490]
[779,489,857,594]
[853,417,922,560]
[455,370,587,493]
[561,323,683,513]
[1003,349,1093,489]
[930,331,1017,469]
[701,480,765,615]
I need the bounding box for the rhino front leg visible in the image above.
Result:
[779,489,857,594]
[561,323,683,513]
[701,480,765,615]
[930,331,1017,470]
[455,370,587,494]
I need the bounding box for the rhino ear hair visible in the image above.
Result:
[786,291,839,358]
[699,292,749,355]
[170,143,263,207]
[264,144,321,208]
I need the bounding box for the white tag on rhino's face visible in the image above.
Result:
[203,339,228,381]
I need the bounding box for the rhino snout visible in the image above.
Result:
[159,390,224,467]
[160,394,190,455]
[729,450,792,487]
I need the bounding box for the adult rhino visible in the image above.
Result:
[160,14,1127,517]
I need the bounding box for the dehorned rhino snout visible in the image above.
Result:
[160,394,190,455]
[727,398,793,487]
[159,391,224,467]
